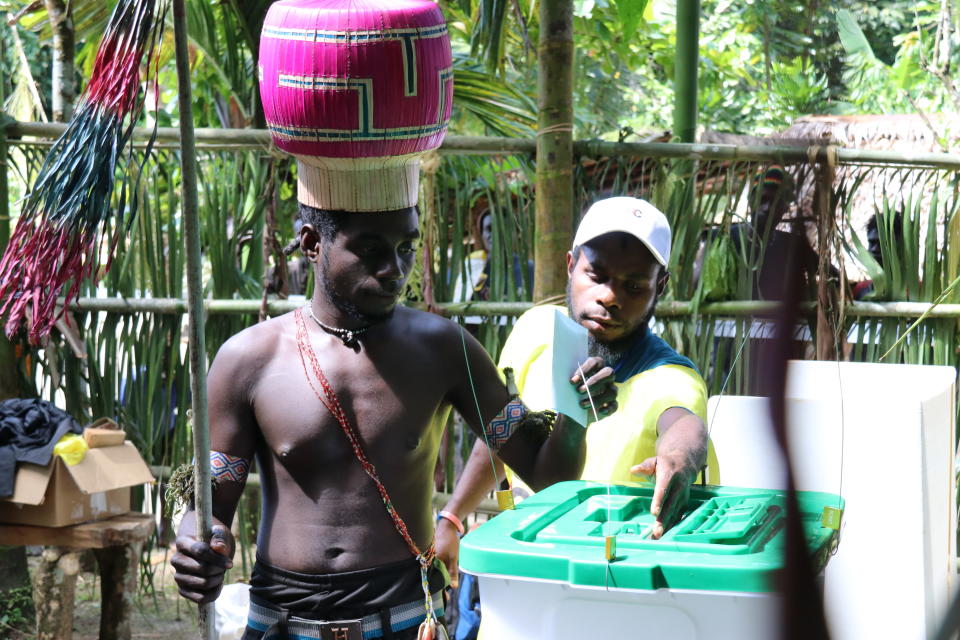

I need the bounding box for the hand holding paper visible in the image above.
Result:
[520,310,590,427]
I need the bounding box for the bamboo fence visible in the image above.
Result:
[3,118,960,579]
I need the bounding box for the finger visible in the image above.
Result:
[171,554,229,578]
[179,538,234,569]
[650,468,670,517]
[579,367,615,393]
[630,457,657,478]
[658,482,691,534]
[177,587,207,604]
[178,586,222,605]
[580,384,615,408]
[570,357,604,384]
[599,401,618,416]
[174,572,226,592]
[595,385,617,403]
[210,527,234,558]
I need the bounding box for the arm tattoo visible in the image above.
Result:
[210,451,250,486]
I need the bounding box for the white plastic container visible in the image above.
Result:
[472,573,780,640]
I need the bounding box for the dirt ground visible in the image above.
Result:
[2,547,250,640]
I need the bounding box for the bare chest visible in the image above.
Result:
[250,338,451,471]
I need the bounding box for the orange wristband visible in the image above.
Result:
[437,510,465,536]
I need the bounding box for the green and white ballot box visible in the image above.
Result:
[459,481,842,640]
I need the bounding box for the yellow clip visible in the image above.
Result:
[605,535,617,562]
[821,506,843,531]
[496,489,515,511]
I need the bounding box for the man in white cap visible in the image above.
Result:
[437,197,718,598]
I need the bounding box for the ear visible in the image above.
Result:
[566,250,575,275]
[656,269,670,295]
[300,223,322,263]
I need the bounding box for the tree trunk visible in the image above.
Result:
[32,546,81,640]
[44,0,75,122]
[0,124,20,401]
[533,0,574,302]
[94,542,143,640]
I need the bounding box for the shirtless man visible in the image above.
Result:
[171,204,587,639]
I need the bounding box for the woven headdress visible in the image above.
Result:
[259,0,453,212]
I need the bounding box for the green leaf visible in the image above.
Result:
[615,0,648,39]
[836,9,877,64]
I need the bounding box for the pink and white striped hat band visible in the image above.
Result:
[259,0,454,212]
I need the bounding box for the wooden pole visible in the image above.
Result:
[172,1,214,637]
[64,296,960,320]
[814,154,840,360]
[10,121,960,169]
[534,0,574,301]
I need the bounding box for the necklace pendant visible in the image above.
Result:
[342,331,359,348]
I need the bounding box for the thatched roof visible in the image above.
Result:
[780,114,957,153]
[702,115,959,282]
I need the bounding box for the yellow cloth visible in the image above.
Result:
[53,433,88,466]
[498,305,720,488]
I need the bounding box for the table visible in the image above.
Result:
[0,512,155,640]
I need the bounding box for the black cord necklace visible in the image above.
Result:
[305,305,369,349]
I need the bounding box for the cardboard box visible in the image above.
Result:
[0,442,155,527]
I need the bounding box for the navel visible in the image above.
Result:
[325,547,345,560]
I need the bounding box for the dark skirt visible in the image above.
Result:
[241,555,448,640]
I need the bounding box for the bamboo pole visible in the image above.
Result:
[534,0,575,301]
[9,120,960,169]
[66,296,960,320]
[672,0,700,257]
[172,1,214,637]
[673,0,700,145]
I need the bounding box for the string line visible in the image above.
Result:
[459,324,502,490]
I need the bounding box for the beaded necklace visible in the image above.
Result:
[294,309,443,637]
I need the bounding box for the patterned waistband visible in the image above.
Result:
[247,591,444,640]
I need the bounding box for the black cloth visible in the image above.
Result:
[728,224,820,301]
[0,399,83,497]
[242,555,448,640]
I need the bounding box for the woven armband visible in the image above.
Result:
[164,452,251,515]
[485,399,557,451]
[210,451,251,486]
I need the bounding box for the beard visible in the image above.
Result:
[319,265,395,325]
[567,281,657,368]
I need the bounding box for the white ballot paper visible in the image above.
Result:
[521,309,589,427]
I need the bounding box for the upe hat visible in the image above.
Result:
[259,0,454,212]
[573,197,671,266]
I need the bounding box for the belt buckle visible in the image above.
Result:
[320,618,364,640]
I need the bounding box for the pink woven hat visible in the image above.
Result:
[259,0,453,212]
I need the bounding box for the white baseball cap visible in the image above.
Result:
[572,197,671,266]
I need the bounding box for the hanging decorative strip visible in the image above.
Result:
[0,0,168,343]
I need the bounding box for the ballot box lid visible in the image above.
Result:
[459,481,842,593]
